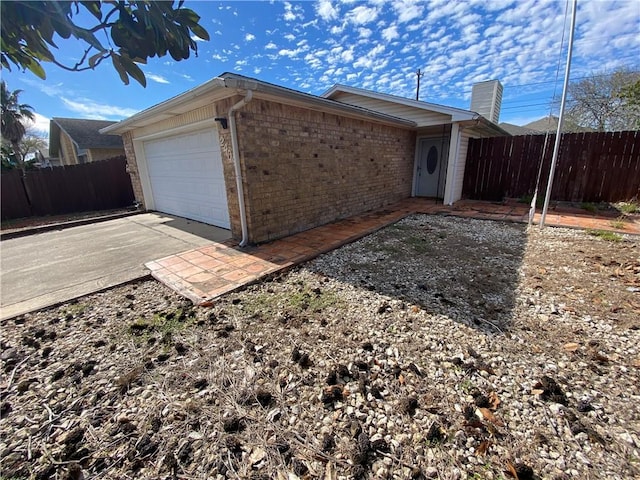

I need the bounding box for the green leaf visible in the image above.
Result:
[190,24,209,41]
[74,28,105,52]
[88,51,105,69]
[111,53,130,85]
[175,8,200,25]
[26,59,46,79]
[118,54,147,87]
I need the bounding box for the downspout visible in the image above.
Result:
[228,89,253,247]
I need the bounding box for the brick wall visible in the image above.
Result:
[231,98,416,243]
[215,96,243,240]
[121,131,145,208]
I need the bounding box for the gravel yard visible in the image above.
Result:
[1,214,639,480]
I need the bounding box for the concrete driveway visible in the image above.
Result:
[0,213,230,320]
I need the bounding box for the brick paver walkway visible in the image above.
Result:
[146,198,639,305]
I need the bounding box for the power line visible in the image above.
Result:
[458,69,640,94]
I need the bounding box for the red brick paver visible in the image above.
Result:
[147,198,639,305]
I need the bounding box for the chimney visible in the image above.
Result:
[470,79,503,123]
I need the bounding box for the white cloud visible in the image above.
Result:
[278,46,308,59]
[146,74,170,84]
[26,113,50,136]
[393,0,424,23]
[316,0,339,21]
[382,25,399,42]
[304,51,326,69]
[358,28,373,38]
[245,33,255,41]
[341,48,355,63]
[265,42,278,50]
[61,98,138,120]
[21,79,64,97]
[283,1,304,22]
[346,5,379,25]
[284,33,296,41]
[353,44,387,70]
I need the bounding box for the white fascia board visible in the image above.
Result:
[323,84,477,121]
[102,75,416,136]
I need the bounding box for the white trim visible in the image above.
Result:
[411,137,420,197]
[102,74,415,135]
[443,123,461,205]
[132,118,217,142]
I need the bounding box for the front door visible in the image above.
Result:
[415,137,448,198]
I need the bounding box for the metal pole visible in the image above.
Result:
[416,69,424,101]
[540,0,578,228]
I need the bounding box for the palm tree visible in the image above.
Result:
[1,81,35,168]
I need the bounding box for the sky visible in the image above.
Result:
[2,0,639,137]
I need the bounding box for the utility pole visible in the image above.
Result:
[416,69,424,101]
[540,0,578,228]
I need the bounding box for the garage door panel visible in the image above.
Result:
[144,128,230,228]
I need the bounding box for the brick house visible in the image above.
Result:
[49,118,125,166]
[101,73,506,245]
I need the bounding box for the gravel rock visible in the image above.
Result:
[0,215,638,479]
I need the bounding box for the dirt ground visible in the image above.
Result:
[1,215,638,480]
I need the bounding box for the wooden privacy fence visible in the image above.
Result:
[1,156,134,221]
[463,131,640,203]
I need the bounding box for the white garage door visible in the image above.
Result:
[144,128,230,228]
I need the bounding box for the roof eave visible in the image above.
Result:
[459,115,511,137]
[100,77,229,134]
[101,74,416,135]
[323,84,477,120]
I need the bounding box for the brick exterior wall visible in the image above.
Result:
[121,131,145,208]
[119,95,416,244]
[224,98,416,244]
[214,97,243,240]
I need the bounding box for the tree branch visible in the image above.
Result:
[50,52,110,73]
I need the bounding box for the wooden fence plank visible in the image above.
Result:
[463,131,640,203]
[1,156,134,221]
[1,170,31,220]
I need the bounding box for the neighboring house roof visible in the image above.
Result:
[49,118,124,157]
[101,73,416,135]
[523,115,559,133]
[499,115,591,136]
[498,122,541,135]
